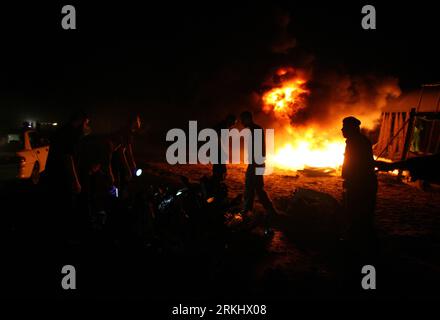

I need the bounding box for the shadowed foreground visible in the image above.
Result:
[1,162,440,300]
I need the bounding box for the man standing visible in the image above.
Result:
[341,116,378,244]
[110,113,142,196]
[45,111,90,194]
[44,111,91,244]
[240,111,277,234]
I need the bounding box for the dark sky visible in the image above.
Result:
[0,2,438,132]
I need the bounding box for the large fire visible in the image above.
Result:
[262,68,346,171]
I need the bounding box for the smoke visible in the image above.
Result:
[185,6,302,127]
[295,71,402,130]
[180,6,402,134]
[241,3,406,132]
[270,10,297,54]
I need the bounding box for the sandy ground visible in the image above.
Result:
[143,162,440,237]
[140,161,440,298]
[2,160,440,299]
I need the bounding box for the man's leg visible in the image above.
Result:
[346,187,376,251]
[255,175,276,215]
[243,166,255,212]
[344,188,360,242]
[361,185,377,243]
[255,175,276,235]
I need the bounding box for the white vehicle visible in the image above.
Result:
[0,129,50,184]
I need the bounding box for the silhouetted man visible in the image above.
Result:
[240,111,276,234]
[44,111,91,244]
[45,111,90,193]
[341,116,378,243]
[212,114,236,182]
[76,133,112,230]
[110,113,142,198]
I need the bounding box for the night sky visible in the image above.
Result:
[0,2,438,133]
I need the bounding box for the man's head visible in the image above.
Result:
[225,114,237,128]
[240,111,253,128]
[342,116,361,138]
[69,110,91,136]
[129,113,142,132]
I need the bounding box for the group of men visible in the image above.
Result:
[42,109,378,245]
[42,111,142,244]
[213,111,378,242]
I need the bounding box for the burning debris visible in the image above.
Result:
[260,67,345,171]
[298,166,337,177]
[258,67,401,173]
[262,67,309,119]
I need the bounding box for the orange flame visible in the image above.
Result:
[262,71,308,119]
[262,68,346,171]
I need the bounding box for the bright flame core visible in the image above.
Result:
[268,130,345,171]
[262,68,346,171]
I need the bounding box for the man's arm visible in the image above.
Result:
[102,140,115,187]
[126,143,137,173]
[120,147,133,181]
[64,155,81,193]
